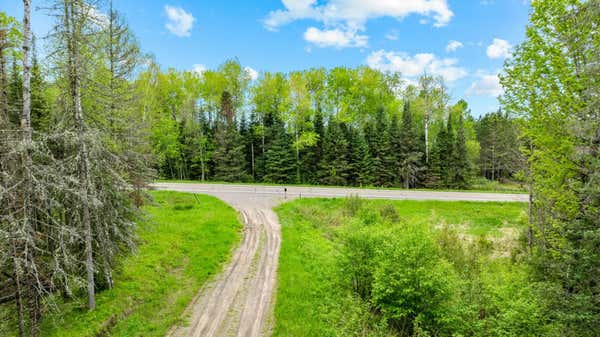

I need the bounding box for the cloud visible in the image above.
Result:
[264,0,454,36]
[244,66,259,81]
[486,38,512,59]
[366,50,468,82]
[192,64,207,75]
[446,40,463,52]
[304,26,368,48]
[267,0,454,28]
[165,5,195,37]
[385,31,398,41]
[467,72,503,96]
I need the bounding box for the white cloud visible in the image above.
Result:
[265,1,452,49]
[467,72,503,96]
[165,5,195,37]
[366,50,468,82]
[385,31,398,41]
[244,66,259,81]
[446,40,463,52]
[304,26,368,48]
[486,38,512,59]
[192,64,207,75]
[264,0,454,31]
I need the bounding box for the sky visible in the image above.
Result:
[2,0,531,116]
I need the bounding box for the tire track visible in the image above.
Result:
[166,206,281,337]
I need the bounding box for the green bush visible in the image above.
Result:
[343,194,363,216]
[371,225,459,335]
[338,225,383,300]
[379,203,401,223]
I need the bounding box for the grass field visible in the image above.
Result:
[0,191,242,337]
[273,198,530,336]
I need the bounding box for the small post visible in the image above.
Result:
[284,187,287,200]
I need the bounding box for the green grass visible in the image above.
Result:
[155,179,528,194]
[273,198,528,336]
[1,191,242,337]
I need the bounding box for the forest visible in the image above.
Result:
[136,57,524,189]
[1,0,599,336]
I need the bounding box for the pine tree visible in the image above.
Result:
[425,128,446,188]
[264,120,295,183]
[30,39,48,131]
[319,119,350,185]
[398,101,423,188]
[346,125,362,186]
[388,111,402,186]
[366,107,393,186]
[247,109,261,181]
[439,115,455,187]
[452,113,470,189]
[212,121,249,182]
[354,129,374,186]
[7,59,22,125]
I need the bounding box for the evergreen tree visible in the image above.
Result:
[426,132,444,188]
[440,115,455,187]
[319,119,350,185]
[355,129,374,187]
[7,59,22,125]
[476,111,522,181]
[427,116,454,188]
[247,109,261,181]
[29,39,48,132]
[366,107,393,186]
[345,125,360,185]
[451,113,470,189]
[398,101,423,188]
[182,110,213,181]
[212,122,249,182]
[388,111,402,186]
[264,120,295,183]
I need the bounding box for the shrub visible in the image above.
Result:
[379,203,400,223]
[343,194,363,216]
[371,225,459,335]
[339,226,383,300]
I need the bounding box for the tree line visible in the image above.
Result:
[141,62,524,189]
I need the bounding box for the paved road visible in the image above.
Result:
[157,182,527,337]
[153,182,528,203]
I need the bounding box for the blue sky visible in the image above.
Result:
[2,0,531,116]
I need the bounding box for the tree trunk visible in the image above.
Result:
[22,0,31,137]
[65,0,95,310]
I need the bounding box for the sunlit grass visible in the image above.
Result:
[273,198,527,336]
[6,191,243,337]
